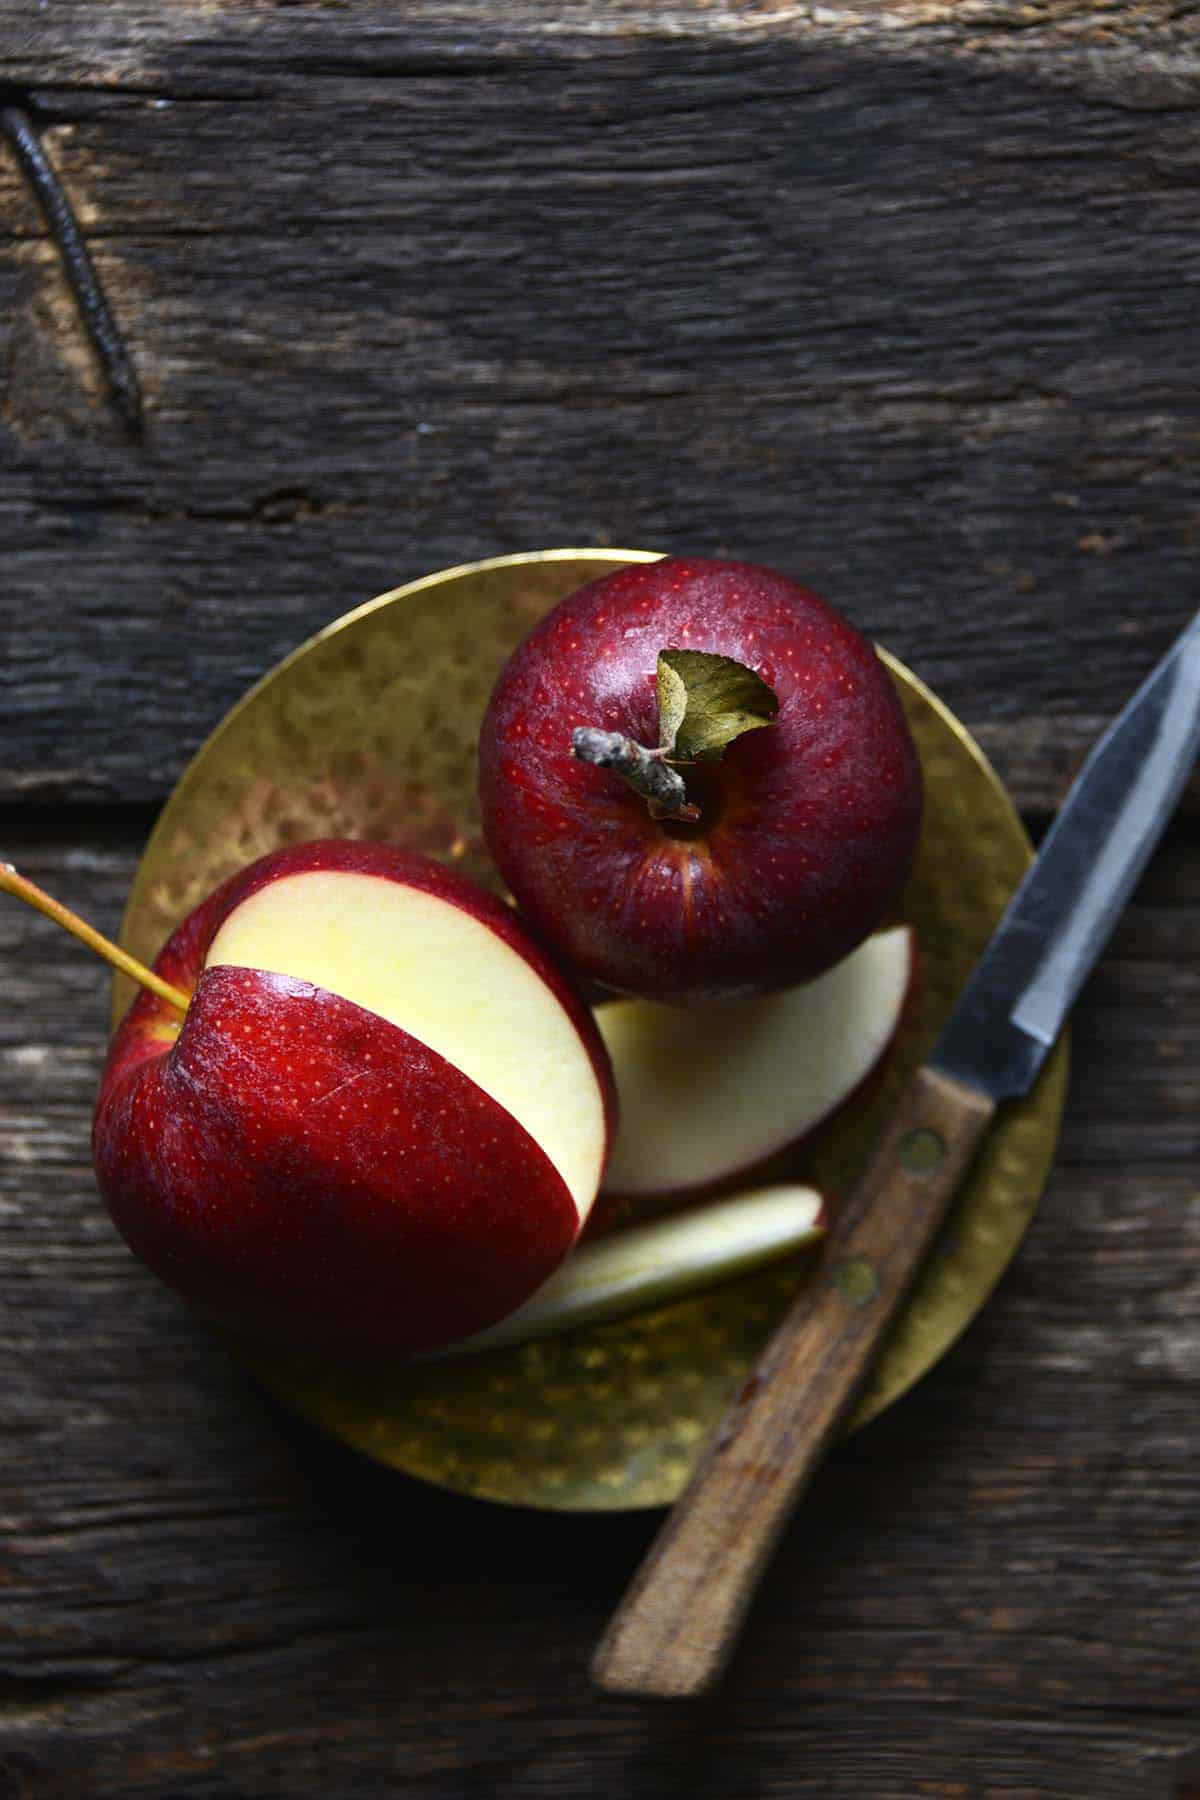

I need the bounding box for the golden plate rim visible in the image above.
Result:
[113,547,1068,1512]
[114,549,664,999]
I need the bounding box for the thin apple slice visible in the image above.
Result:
[596,925,916,1200]
[205,864,608,1225]
[429,1183,826,1358]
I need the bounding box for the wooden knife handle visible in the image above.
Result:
[591,1063,996,1701]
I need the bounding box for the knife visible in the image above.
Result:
[592,610,1200,1701]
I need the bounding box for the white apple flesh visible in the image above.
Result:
[595,925,916,1201]
[205,868,605,1221]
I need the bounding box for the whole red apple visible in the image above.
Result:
[93,839,615,1358]
[479,557,923,1005]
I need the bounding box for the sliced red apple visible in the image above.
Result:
[429,1182,826,1358]
[94,841,616,1358]
[595,924,916,1202]
[204,862,608,1227]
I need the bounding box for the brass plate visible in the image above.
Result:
[114,549,1068,1512]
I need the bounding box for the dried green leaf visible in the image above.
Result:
[656,648,779,762]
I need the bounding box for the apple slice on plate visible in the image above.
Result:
[595,925,916,1203]
[430,1182,826,1359]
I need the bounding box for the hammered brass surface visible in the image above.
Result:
[115,550,1068,1512]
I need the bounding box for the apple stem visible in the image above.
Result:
[0,862,190,1014]
[571,728,700,822]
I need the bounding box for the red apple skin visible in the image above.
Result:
[93,840,616,1357]
[479,558,923,1006]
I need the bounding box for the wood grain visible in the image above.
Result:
[0,4,1198,1793]
[0,4,1197,810]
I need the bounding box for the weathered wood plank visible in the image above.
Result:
[0,13,1196,808]
[0,823,1196,1796]
[1,5,1198,1791]
[0,0,1196,97]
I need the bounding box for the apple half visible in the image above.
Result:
[595,925,916,1203]
[93,841,615,1358]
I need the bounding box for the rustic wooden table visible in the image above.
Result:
[1,6,1198,1796]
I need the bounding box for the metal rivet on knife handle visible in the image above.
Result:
[899,1127,946,1174]
[835,1256,880,1307]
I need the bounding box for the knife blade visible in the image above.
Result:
[933,608,1200,1101]
[592,612,1200,1702]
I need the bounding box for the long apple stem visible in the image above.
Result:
[572,728,700,822]
[0,862,190,1014]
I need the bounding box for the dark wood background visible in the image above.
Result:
[1,4,1197,1795]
